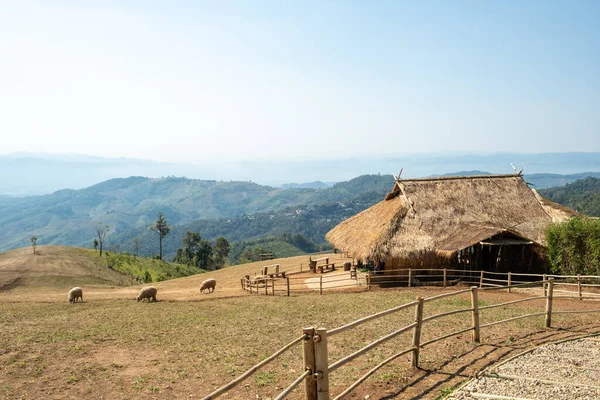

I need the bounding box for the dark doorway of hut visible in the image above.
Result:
[458,232,546,283]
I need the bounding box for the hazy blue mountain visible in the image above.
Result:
[0,174,394,253]
[281,181,333,189]
[2,152,599,196]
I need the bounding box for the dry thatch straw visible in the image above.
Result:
[326,174,579,262]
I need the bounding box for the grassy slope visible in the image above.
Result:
[0,246,205,292]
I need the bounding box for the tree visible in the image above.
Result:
[30,236,38,254]
[213,237,231,269]
[149,212,170,260]
[546,217,600,275]
[96,224,109,257]
[93,239,98,252]
[132,237,140,258]
[173,231,213,269]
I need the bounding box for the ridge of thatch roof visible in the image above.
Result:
[326,174,577,261]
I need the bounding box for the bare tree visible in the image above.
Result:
[30,236,38,254]
[96,224,109,257]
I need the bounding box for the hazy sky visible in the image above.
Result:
[1,0,599,163]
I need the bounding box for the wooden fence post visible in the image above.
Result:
[578,274,582,300]
[443,268,447,289]
[265,279,268,295]
[287,277,290,297]
[479,270,484,288]
[408,268,412,287]
[507,272,512,293]
[545,278,554,328]
[272,278,275,296]
[303,327,317,400]
[367,273,371,290]
[543,274,547,297]
[320,276,323,295]
[471,286,481,343]
[314,328,329,400]
[411,297,424,369]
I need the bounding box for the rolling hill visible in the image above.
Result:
[0,174,395,254]
[538,177,600,216]
[0,246,204,291]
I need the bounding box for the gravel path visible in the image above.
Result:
[449,336,600,400]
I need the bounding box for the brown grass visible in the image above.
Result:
[1,247,599,399]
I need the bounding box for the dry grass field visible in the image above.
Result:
[1,246,599,399]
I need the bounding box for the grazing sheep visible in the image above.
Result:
[68,287,83,303]
[137,286,158,302]
[200,278,217,293]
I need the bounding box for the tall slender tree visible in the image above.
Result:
[149,212,170,260]
[132,237,140,258]
[30,236,38,254]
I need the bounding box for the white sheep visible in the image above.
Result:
[137,286,158,302]
[68,287,83,303]
[200,278,217,293]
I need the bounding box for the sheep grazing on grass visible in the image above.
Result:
[68,287,83,303]
[200,278,217,294]
[137,286,158,302]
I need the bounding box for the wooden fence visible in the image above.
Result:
[240,264,600,299]
[203,275,600,400]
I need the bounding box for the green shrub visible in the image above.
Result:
[546,217,600,275]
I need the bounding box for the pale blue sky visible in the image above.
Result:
[1,0,598,163]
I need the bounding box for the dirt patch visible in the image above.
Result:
[0,276,21,292]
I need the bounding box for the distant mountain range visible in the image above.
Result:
[0,174,394,255]
[2,152,600,196]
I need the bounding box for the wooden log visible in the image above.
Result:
[302,328,317,400]
[471,286,481,343]
[411,297,424,369]
[545,278,554,328]
[443,268,447,289]
[314,328,329,400]
[272,279,275,296]
[286,277,290,297]
[319,276,323,295]
[263,266,268,276]
[479,270,484,288]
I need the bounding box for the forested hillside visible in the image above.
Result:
[110,192,382,260]
[538,177,600,216]
[0,174,394,253]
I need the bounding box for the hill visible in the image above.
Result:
[538,177,600,216]
[0,174,394,253]
[0,246,204,291]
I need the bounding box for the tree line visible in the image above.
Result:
[94,212,231,271]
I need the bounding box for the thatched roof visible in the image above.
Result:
[326,174,578,261]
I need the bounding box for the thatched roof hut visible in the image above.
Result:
[326,174,578,273]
